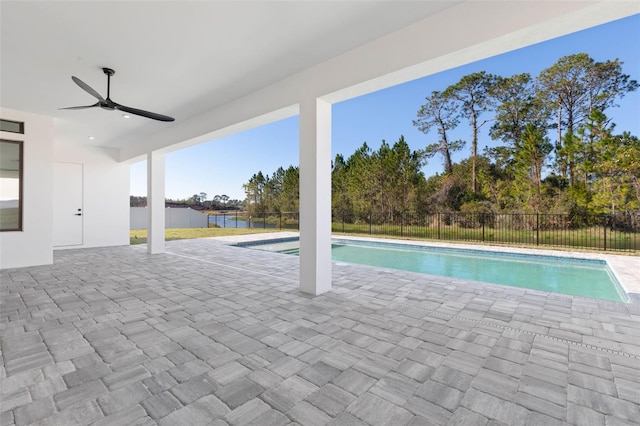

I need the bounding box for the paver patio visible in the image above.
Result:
[1,237,639,425]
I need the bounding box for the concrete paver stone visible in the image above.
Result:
[1,238,639,425]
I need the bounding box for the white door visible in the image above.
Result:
[53,162,83,246]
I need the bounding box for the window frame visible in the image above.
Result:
[0,139,24,232]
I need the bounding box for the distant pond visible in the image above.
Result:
[208,215,277,229]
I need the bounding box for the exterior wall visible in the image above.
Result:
[0,107,129,268]
[53,141,130,249]
[130,207,207,229]
[130,207,147,229]
[0,108,54,269]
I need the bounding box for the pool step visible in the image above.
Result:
[278,248,300,255]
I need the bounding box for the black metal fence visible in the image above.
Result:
[333,211,640,252]
[208,211,300,231]
[209,210,640,252]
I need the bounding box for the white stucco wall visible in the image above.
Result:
[0,108,129,269]
[0,108,54,269]
[53,141,130,249]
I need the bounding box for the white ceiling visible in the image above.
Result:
[2,1,637,162]
[1,1,457,152]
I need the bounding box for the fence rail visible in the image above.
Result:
[208,211,640,252]
[207,211,299,231]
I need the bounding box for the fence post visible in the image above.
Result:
[263,212,266,229]
[279,212,282,230]
[369,212,372,235]
[235,211,238,228]
[400,212,404,237]
[536,213,539,246]
[342,213,345,233]
[603,215,607,251]
[437,213,441,240]
[481,213,485,242]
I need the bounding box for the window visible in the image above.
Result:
[0,140,23,231]
[0,119,24,134]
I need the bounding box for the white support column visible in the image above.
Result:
[147,151,165,254]
[299,97,332,295]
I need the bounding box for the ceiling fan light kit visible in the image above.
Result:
[61,67,175,122]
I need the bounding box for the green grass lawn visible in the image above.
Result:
[130,223,637,252]
[130,227,286,245]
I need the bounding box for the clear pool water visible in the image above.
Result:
[241,238,628,302]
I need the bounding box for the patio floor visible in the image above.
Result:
[1,237,639,425]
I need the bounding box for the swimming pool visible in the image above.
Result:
[240,238,629,302]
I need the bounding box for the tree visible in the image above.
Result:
[536,53,638,184]
[130,195,147,207]
[332,154,352,221]
[413,90,464,174]
[220,194,229,209]
[243,171,266,215]
[445,71,496,194]
[239,166,298,214]
[240,54,638,219]
[368,141,392,221]
[489,73,550,150]
[264,169,282,211]
[279,166,299,212]
[390,136,424,215]
[589,111,640,213]
[345,142,375,219]
[512,124,553,212]
[188,194,200,205]
[610,133,640,209]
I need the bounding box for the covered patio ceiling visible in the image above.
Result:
[2,1,637,162]
[1,1,456,152]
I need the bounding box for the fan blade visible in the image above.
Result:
[71,76,105,101]
[60,102,100,110]
[114,103,175,122]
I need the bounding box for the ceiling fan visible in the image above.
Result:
[61,67,175,122]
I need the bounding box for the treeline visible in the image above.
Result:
[243,166,300,214]
[244,53,639,219]
[129,194,245,210]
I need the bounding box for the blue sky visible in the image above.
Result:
[130,14,640,201]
